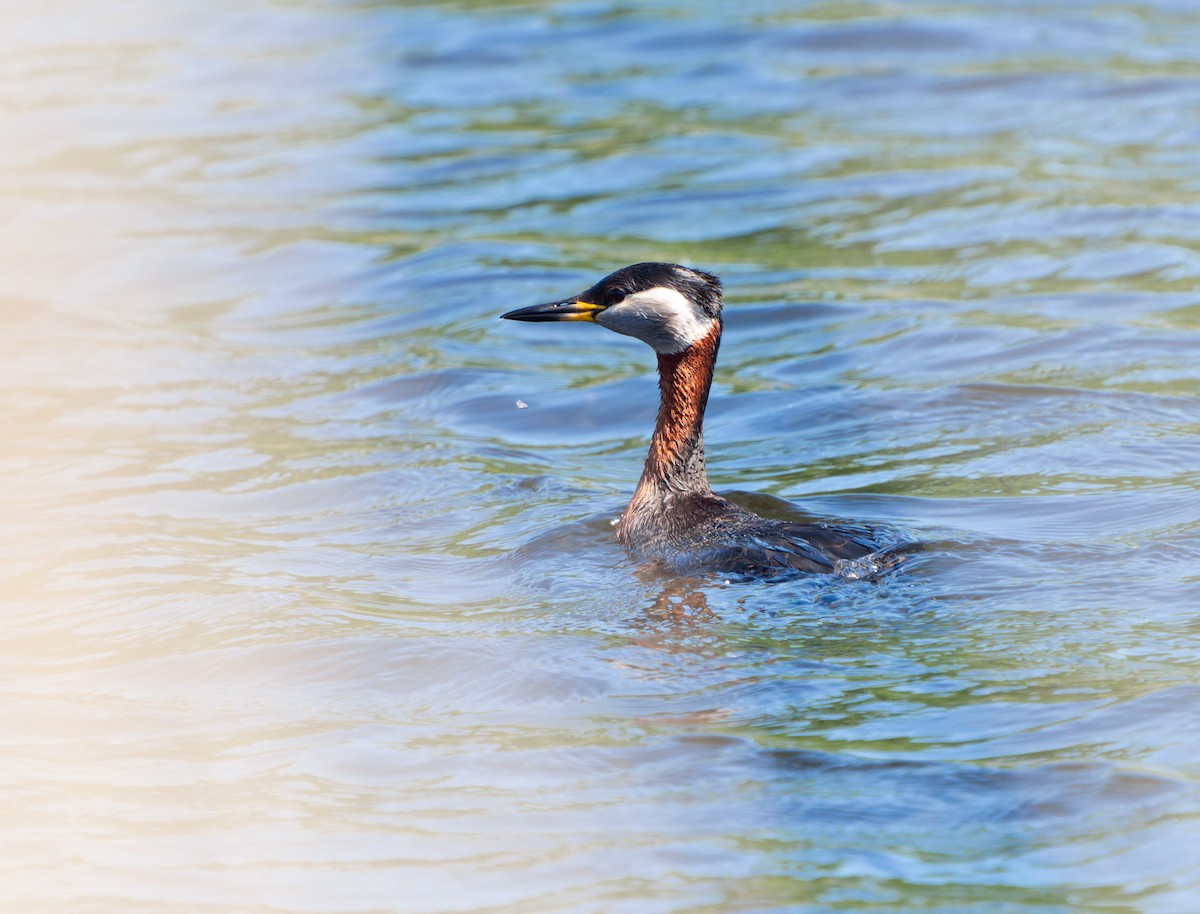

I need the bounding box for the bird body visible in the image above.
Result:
[502,263,887,577]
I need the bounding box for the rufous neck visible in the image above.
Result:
[635,323,721,497]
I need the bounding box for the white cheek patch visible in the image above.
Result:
[597,286,713,354]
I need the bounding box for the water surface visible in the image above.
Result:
[4,1,1200,912]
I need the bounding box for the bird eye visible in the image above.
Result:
[606,289,626,306]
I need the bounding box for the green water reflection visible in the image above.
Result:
[3,1,1200,912]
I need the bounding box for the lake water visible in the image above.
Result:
[4,1,1200,911]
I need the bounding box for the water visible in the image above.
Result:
[4,1,1200,911]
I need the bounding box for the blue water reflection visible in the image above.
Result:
[4,0,1200,912]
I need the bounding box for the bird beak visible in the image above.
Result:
[501,297,606,323]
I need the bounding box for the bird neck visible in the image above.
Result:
[633,323,721,503]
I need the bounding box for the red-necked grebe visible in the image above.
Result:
[502,262,888,576]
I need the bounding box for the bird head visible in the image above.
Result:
[502,262,722,354]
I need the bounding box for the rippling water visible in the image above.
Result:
[5,1,1200,911]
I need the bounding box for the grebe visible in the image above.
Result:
[502,262,889,577]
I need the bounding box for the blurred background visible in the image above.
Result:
[4,1,1200,911]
